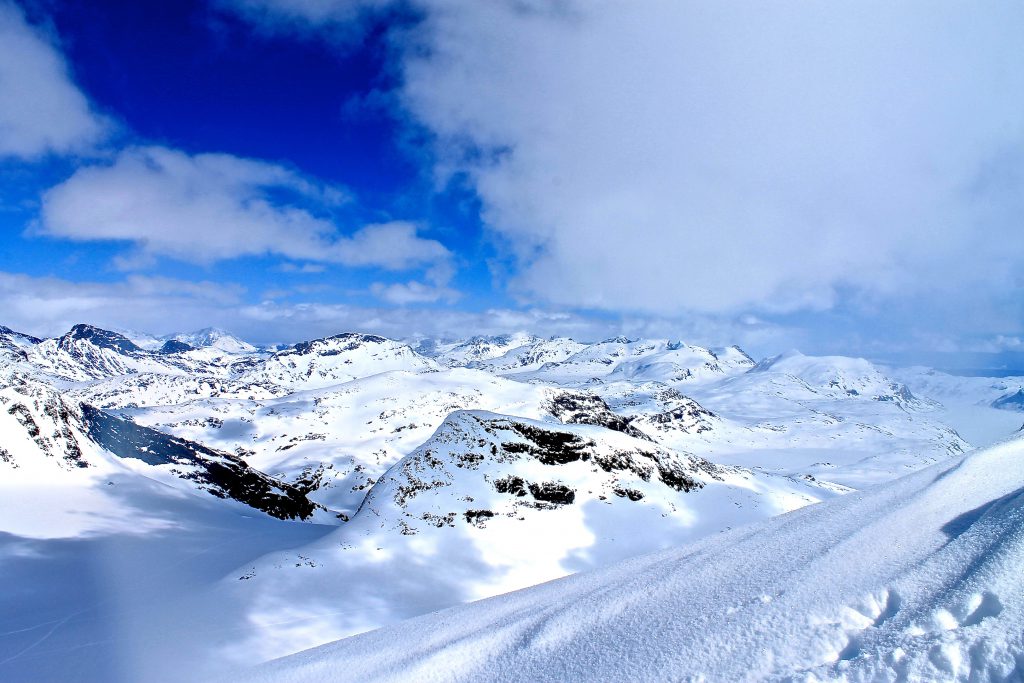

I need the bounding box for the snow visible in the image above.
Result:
[235,435,1024,683]
[0,474,334,683]
[3,323,1024,683]
[170,327,258,354]
[424,333,544,368]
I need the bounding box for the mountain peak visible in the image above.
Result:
[291,332,391,356]
[61,324,142,355]
[171,327,256,353]
[159,339,195,354]
[0,325,42,345]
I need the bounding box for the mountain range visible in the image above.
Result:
[1,322,1022,682]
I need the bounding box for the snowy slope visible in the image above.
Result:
[467,337,588,373]
[424,333,543,368]
[891,366,1024,447]
[71,371,285,409]
[238,435,1024,683]
[242,333,439,391]
[679,352,969,488]
[207,409,845,665]
[168,327,258,354]
[0,468,335,683]
[509,336,755,385]
[0,373,326,522]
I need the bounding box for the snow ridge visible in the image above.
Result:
[239,436,1024,683]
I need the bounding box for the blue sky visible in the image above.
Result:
[1,0,1022,367]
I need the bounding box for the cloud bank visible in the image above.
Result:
[0,270,790,352]
[226,0,1024,323]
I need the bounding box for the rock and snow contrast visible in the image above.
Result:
[243,435,1024,683]
[1,323,1021,682]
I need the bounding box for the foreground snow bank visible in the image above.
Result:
[238,436,1024,682]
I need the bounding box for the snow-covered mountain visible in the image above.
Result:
[0,325,42,359]
[992,388,1024,411]
[0,372,326,521]
[3,321,1023,683]
[242,332,438,391]
[505,336,755,385]
[27,324,174,380]
[469,336,588,373]
[168,327,258,354]
[748,350,931,408]
[355,408,843,541]
[422,333,544,368]
[21,323,245,381]
[237,434,1024,683]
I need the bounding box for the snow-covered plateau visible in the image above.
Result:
[0,323,1021,682]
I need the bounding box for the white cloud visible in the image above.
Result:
[338,221,450,270]
[370,279,458,305]
[0,0,106,159]
[0,272,244,338]
[278,263,327,274]
[397,1,1024,315]
[0,270,793,353]
[228,0,1024,322]
[39,146,451,272]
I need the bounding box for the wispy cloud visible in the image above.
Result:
[38,146,451,273]
[0,0,108,159]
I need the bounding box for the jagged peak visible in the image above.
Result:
[60,324,142,355]
[159,339,195,354]
[0,325,42,345]
[600,335,635,345]
[169,327,256,353]
[289,332,395,356]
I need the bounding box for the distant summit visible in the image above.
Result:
[168,327,257,354]
[993,388,1024,412]
[60,324,141,355]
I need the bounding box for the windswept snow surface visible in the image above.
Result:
[239,435,1024,683]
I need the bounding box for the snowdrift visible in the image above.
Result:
[239,436,1024,682]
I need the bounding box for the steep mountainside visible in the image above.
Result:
[114,369,554,515]
[0,373,324,521]
[993,388,1024,411]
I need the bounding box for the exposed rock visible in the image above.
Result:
[546,391,653,441]
[81,405,323,521]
